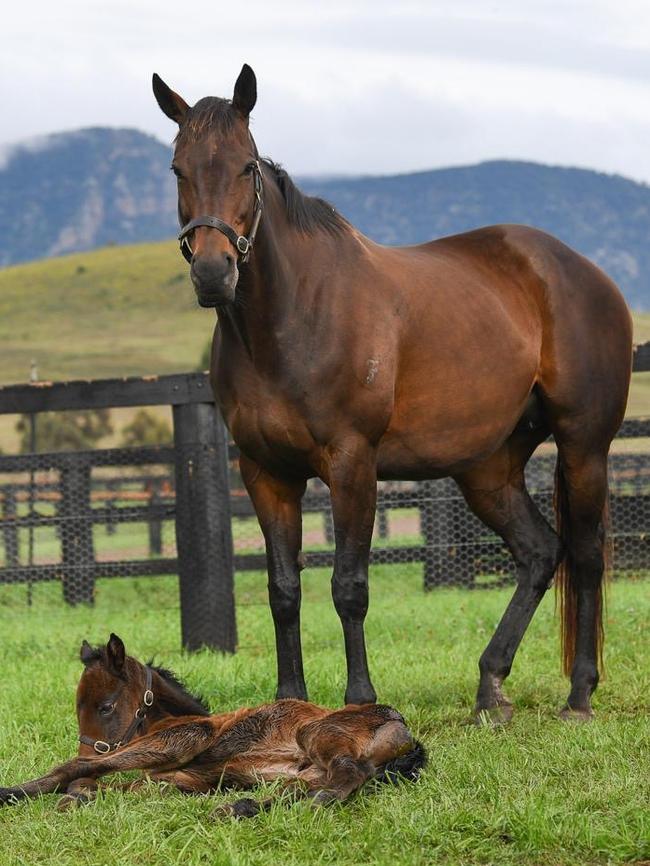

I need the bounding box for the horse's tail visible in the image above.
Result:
[554,458,610,677]
[374,740,427,785]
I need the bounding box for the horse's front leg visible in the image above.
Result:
[325,439,378,704]
[241,455,308,700]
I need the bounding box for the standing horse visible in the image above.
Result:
[152,64,632,722]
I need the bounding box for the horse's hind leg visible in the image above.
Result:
[455,428,563,723]
[552,442,610,720]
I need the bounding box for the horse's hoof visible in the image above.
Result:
[474,703,514,726]
[275,685,308,702]
[344,686,377,706]
[559,705,594,723]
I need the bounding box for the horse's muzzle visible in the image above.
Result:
[191,254,238,307]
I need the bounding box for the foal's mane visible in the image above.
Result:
[176,97,348,238]
[147,662,211,717]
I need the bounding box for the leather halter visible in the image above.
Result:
[177,159,263,265]
[79,666,154,754]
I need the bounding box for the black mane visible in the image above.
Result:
[148,662,211,717]
[261,159,348,237]
[175,97,348,237]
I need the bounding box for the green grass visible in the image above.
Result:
[0,567,648,866]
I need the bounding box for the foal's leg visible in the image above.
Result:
[241,456,308,700]
[325,439,378,704]
[456,437,562,723]
[0,720,214,805]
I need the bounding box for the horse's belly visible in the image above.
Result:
[378,377,535,479]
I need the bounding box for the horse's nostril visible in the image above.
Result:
[224,253,234,267]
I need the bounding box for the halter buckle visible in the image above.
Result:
[144,689,154,707]
[236,236,250,255]
[93,740,111,754]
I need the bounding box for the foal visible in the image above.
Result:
[0,635,425,816]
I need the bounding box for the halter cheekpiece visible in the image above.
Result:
[177,159,263,265]
[79,666,154,754]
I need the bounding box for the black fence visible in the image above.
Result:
[1,346,649,653]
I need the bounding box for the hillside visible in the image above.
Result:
[0,240,208,386]
[2,128,650,307]
[0,129,176,266]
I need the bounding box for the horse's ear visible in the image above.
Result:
[80,640,94,666]
[106,633,126,674]
[232,63,257,119]
[152,73,189,125]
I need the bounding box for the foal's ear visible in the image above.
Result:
[80,640,95,666]
[232,63,257,118]
[152,73,189,125]
[106,633,126,674]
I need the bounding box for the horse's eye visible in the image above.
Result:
[98,701,114,716]
[170,165,183,180]
[242,162,255,176]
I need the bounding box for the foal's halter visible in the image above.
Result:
[79,667,154,754]
[177,159,263,265]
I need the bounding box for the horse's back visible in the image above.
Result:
[373,223,631,477]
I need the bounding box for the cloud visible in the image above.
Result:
[2,0,650,181]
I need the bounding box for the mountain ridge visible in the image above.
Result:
[1,127,650,308]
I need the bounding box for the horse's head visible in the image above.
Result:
[153,64,261,307]
[76,633,153,756]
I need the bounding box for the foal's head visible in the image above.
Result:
[153,64,260,307]
[76,633,152,755]
[76,633,210,756]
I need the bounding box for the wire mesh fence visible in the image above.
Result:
[0,370,649,653]
[2,442,648,606]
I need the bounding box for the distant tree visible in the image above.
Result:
[120,410,172,447]
[16,409,113,453]
[197,339,212,372]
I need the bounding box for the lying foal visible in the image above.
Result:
[0,634,425,816]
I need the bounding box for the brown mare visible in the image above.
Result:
[0,635,425,815]
[152,65,632,722]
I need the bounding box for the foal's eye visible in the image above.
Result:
[98,701,114,716]
[170,165,183,180]
[242,162,255,176]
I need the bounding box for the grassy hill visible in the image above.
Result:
[0,239,209,384]
[0,239,648,452]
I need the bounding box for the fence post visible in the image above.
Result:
[59,462,95,605]
[421,478,457,589]
[172,401,237,653]
[1,486,19,568]
[148,480,163,556]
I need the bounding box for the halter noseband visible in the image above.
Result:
[79,666,154,755]
[177,159,263,265]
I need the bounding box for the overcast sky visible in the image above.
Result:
[2,0,650,181]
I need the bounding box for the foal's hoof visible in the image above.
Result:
[474,702,514,727]
[212,798,260,820]
[56,794,84,812]
[559,705,594,723]
[0,788,23,807]
[309,789,337,807]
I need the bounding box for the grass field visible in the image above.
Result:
[0,566,648,866]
